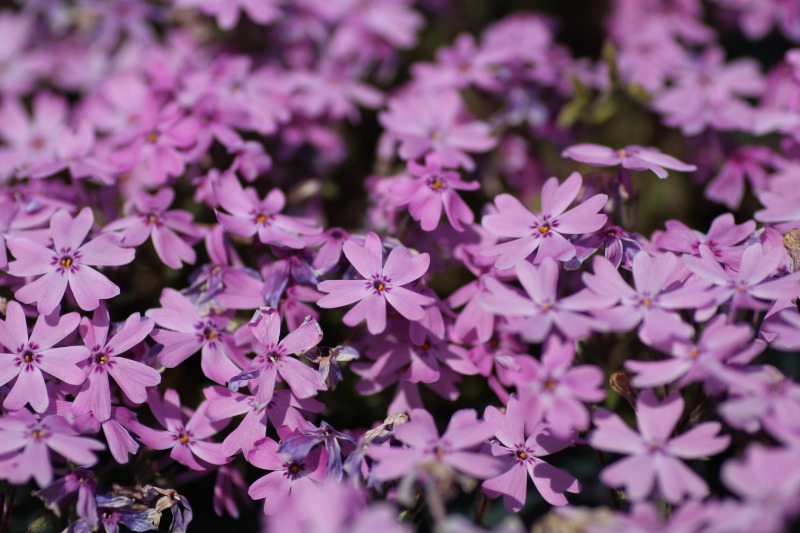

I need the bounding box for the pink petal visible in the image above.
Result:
[279,317,323,354]
[6,238,54,277]
[383,247,430,286]
[385,286,434,322]
[77,234,135,266]
[68,266,120,311]
[667,422,729,459]
[483,463,527,512]
[5,365,49,412]
[343,232,383,279]
[482,194,536,238]
[316,280,370,307]
[541,173,581,218]
[636,391,683,442]
[589,409,645,455]
[529,460,580,505]
[16,270,68,315]
[343,293,386,333]
[600,454,656,501]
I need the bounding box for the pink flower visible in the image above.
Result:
[368,408,502,481]
[72,306,160,422]
[317,232,434,334]
[390,154,480,232]
[0,410,104,487]
[653,213,755,268]
[0,301,87,413]
[7,207,135,314]
[481,172,608,269]
[228,307,325,406]
[247,437,327,515]
[582,252,712,346]
[479,258,614,342]
[104,188,204,269]
[509,337,605,437]
[147,288,244,385]
[683,243,800,313]
[590,391,730,503]
[562,143,696,179]
[482,396,580,510]
[214,173,321,249]
[378,90,496,171]
[127,389,230,471]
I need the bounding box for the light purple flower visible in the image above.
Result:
[479,257,614,342]
[127,389,230,471]
[0,300,87,413]
[582,252,712,346]
[0,410,104,487]
[626,315,757,392]
[481,172,608,269]
[317,232,434,334]
[72,306,160,422]
[214,172,321,248]
[717,444,800,533]
[562,143,696,179]
[653,213,755,268]
[683,243,800,313]
[390,153,480,232]
[104,188,203,269]
[590,391,730,503]
[368,408,502,481]
[7,207,135,314]
[147,288,243,385]
[247,437,327,515]
[378,90,496,171]
[482,396,580,510]
[509,337,605,437]
[204,386,322,457]
[227,307,325,406]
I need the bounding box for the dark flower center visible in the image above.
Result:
[60,257,73,268]
[516,450,528,460]
[31,429,46,440]
[22,349,36,363]
[538,225,550,234]
[147,132,158,143]
[373,280,386,292]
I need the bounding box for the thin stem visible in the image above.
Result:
[474,491,490,526]
[0,484,16,533]
[594,449,621,509]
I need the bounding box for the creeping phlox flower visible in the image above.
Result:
[0,409,104,487]
[0,300,87,413]
[227,306,325,406]
[247,436,327,516]
[127,389,230,472]
[104,188,204,269]
[562,143,697,179]
[72,305,161,422]
[368,408,503,482]
[317,232,434,334]
[482,396,580,510]
[481,172,608,269]
[390,153,480,232]
[590,391,730,503]
[214,172,321,248]
[7,207,135,314]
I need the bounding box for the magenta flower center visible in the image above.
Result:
[427,175,446,191]
[30,428,47,440]
[283,460,305,479]
[371,277,389,293]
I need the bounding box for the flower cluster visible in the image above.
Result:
[0,1,799,532]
